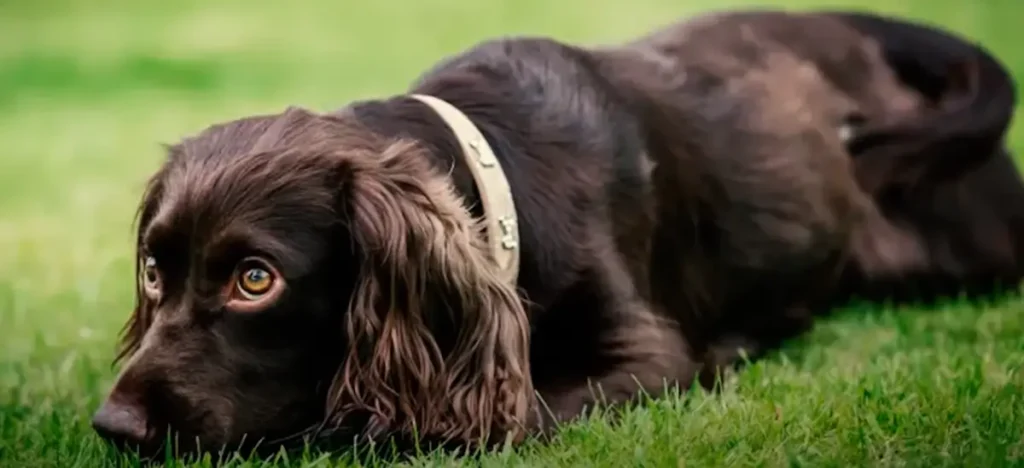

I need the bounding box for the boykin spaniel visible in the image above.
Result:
[92,9,1022,459]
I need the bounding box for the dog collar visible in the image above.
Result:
[408,94,521,284]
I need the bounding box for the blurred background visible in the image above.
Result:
[0,0,1021,464]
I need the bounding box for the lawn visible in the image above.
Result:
[1,0,1023,466]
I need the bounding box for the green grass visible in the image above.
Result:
[2,0,1023,466]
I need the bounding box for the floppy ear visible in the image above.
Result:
[115,259,155,365]
[115,166,168,365]
[326,137,533,446]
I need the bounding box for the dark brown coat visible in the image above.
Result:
[821,11,1023,306]
[90,8,1020,460]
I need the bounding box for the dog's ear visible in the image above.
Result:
[115,163,169,365]
[326,137,533,446]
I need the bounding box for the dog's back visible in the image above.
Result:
[573,15,894,355]
[608,12,887,275]
[628,11,924,120]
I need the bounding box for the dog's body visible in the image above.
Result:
[822,12,1023,305]
[93,9,1020,458]
[636,10,1024,305]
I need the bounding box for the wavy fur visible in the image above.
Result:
[325,135,533,446]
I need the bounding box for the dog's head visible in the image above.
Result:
[91,107,533,458]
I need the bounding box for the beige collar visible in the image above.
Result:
[408,94,520,284]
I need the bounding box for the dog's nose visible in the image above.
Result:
[92,397,152,448]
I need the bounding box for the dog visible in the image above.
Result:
[91,8,1019,459]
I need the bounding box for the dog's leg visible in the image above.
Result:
[530,301,699,434]
[698,302,814,387]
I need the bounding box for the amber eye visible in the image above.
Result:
[141,255,161,297]
[236,263,275,300]
[226,258,283,312]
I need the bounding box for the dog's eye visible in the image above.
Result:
[236,263,275,300]
[226,257,284,312]
[141,255,161,298]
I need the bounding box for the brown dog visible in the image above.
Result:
[91,8,1019,459]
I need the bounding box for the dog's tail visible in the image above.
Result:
[828,11,1018,194]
